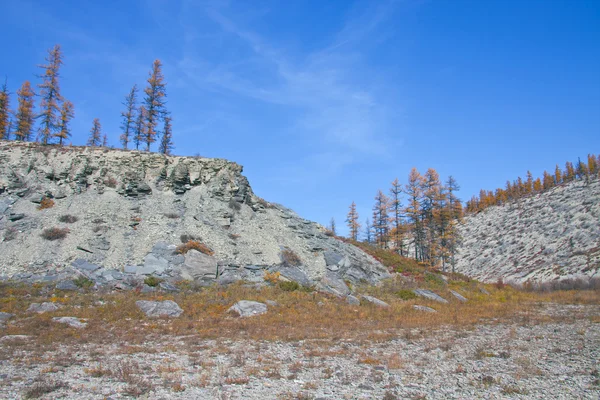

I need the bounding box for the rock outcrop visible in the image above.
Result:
[0,141,389,290]
[455,178,600,283]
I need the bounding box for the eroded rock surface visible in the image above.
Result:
[0,141,389,290]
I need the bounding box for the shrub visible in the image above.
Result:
[180,234,198,243]
[264,271,281,285]
[58,215,78,223]
[424,273,445,287]
[41,227,69,241]
[73,276,94,288]
[176,240,214,256]
[164,212,180,219]
[37,197,55,210]
[228,199,242,211]
[92,225,108,233]
[23,379,67,399]
[280,248,302,267]
[324,230,335,237]
[3,227,18,241]
[144,276,163,287]
[104,177,117,188]
[396,289,417,300]
[278,280,300,292]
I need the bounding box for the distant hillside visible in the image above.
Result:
[455,178,600,283]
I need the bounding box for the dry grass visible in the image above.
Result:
[58,214,78,223]
[281,248,302,267]
[0,280,597,351]
[40,227,69,241]
[36,197,55,210]
[175,240,214,256]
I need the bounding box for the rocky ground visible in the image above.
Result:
[0,303,598,399]
[456,178,600,284]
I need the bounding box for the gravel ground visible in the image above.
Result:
[0,304,598,399]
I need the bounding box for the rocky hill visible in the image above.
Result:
[0,141,388,292]
[455,178,600,284]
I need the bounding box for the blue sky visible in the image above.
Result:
[2,0,599,235]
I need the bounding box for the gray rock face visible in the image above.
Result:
[180,250,218,281]
[227,300,268,317]
[450,290,468,302]
[27,302,61,313]
[456,178,600,283]
[346,295,360,305]
[361,295,390,308]
[413,289,449,304]
[136,300,183,318]
[0,142,389,289]
[52,317,87,329]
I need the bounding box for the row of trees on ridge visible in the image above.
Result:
[465,153,599,213]
[0,45,174,154]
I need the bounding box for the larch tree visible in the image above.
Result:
[102,133,108,147]
[364,218,373,243]
[372,190,390,248]
[328,217,337,236]
[87,118,102,147]
[143,59,167,151]
[588,154,598,177]
[14,81,36,141]
[404,168,424,261]
[0,78,10,139]
[120,84,138,149]
[554,164,562,185]
[158,116,174,155]
[389,178,404,255]
[564,161,576,182]
[56,100,74,145]
[37,44,63,145]
[134,106,147,150]
[346,201,361,241]
[542,170,554,190]
[421,168,443,264]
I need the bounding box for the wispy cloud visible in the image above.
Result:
[175,0,404,169]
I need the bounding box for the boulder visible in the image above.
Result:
[450,290,468,302]
[72,259,101,273]
[277,266,312,287]
[56,280,79,291]
[413,289,449,304]
[159,282,180,292]
[136,300,183,318]
[361,295,390,308]
[52,317,87,329]
[321,272,350,297]
[227,300,268,318]
[178,250,218,281]
[346,295,360,305]
[27,302,62,313]
[413,305,437,313]
[143,253,169,274]
[0,312,14,322]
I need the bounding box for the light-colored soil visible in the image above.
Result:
[1,304,598,399]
